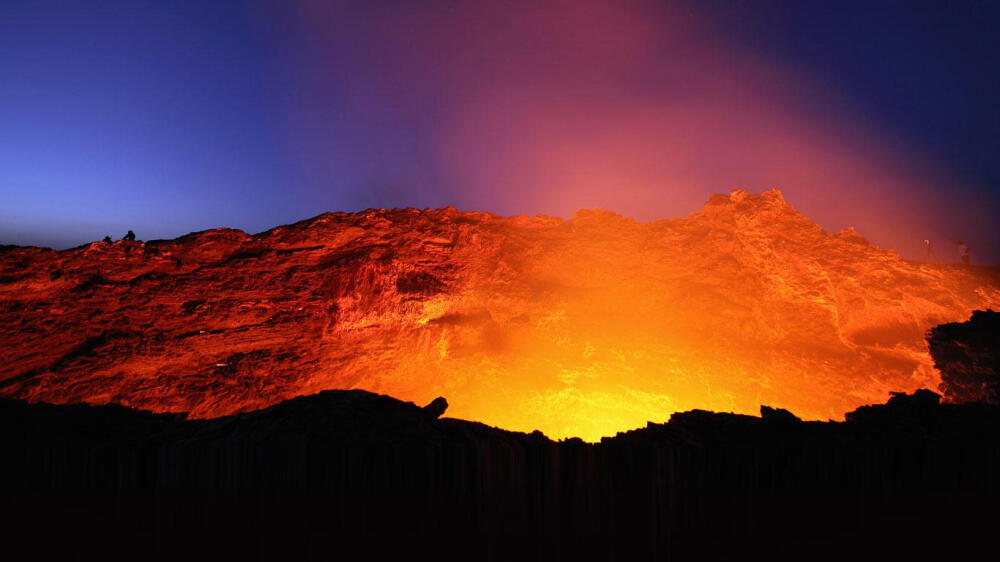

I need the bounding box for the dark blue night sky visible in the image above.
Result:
[2,0,998,262]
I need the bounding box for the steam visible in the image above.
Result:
[275,0,990,260]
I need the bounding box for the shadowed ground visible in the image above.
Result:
[1,386,997,561]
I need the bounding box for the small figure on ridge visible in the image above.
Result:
[102,235,112,244]
[123,230,136,242]
[956,240,970,265]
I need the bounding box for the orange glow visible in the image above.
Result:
[321,193,999,440]
[1,191,998,441]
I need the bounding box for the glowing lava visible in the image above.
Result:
[1,190,998,440]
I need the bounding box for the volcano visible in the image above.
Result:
[1,189,997,439]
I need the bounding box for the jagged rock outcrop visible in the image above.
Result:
[1,390,997,561]
[928,309,1000,403]
[2,190,998,438]
[423,395,449,418]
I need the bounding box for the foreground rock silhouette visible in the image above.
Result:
[1,388,997,561]
[928,309,1000,403]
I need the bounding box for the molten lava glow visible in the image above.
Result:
[1,191,997,440]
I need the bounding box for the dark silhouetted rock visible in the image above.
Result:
[760,404,801,423]
[888,387,941,407]
[1,389,998,561]
[928,309,1000,403]
[423,396,448,418]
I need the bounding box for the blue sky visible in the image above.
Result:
[2,0,998,261]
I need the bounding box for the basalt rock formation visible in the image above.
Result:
[1,389,997,561]
[928,309,1000,403]
[2,189,998,439]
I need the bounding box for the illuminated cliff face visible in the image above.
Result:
[1,189,998,440]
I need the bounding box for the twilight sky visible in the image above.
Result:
[2,0,998,262]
